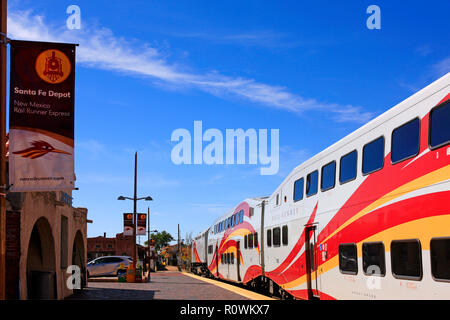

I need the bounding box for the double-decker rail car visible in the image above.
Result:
[191,228,209,274]
[192,73,450,299]
[206,198,265,283]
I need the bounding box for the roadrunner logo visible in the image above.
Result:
[35,49,71,84]
[13,140,71,159]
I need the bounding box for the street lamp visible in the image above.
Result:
[117,152,153,277]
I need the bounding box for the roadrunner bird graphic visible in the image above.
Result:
[13,140,71,159]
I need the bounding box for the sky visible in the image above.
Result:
[6,0,450,243]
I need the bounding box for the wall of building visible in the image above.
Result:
[6,191,88,300]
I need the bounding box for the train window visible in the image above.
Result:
[362,242,386,276]
[273,227,281,247]
[321,161,336,191]
[282,225,288,245]
[362,136,385,175]
[231,252,234,264]
[208,245,213,254]
[306,170,318,197]
[339,243,358,275]
[340,150,357,184]
[430,237,450,281]
[248,233,254,249]
[293,178,304,202]
[267,229,272,247]
[391,240,422,280]
[429,101,450,149]
[276,194,280,205]
[239,210,244,224]
[244,235,248,249]
[254,232,258,248]
[221,254,224,263]
[391,118,420,164]
[227,253,230,264]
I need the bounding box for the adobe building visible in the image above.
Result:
[5,190,88,300]
[87,232,147,263]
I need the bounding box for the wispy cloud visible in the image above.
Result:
[8,9,373,124]
[433,57,450,77]
[166,30,298,48]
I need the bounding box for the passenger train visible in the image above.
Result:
[190,73,450,300]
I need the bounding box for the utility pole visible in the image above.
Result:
[147,206,150,282]
[177,223,180,270]
[0,0,7,301]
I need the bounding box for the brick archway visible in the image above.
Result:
[26,217,56,299]
[72,230,86,289]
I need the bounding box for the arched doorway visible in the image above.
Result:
[71,230,86,290]
[26,217,56,299]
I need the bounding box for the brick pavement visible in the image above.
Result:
[67,270,250,300]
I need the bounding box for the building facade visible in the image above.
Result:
[5,190,88,300]
[87,233,147,263]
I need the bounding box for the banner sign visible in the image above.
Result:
[9,40,76,191]
[137,213,147,236]
[123,213,133,236]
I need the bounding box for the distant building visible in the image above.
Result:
[87,233,147,263]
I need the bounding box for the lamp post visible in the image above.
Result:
[118,152,153,276]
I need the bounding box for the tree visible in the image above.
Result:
[145,231,174,252]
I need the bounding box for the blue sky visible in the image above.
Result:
[7,0,450,242]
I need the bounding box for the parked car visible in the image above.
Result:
[87,256,132,277]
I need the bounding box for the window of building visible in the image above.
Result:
[362,136,385,175]
[306,170,318,197]
[293,178,304,202]
[430,237,450,281]
[340,150,357,184]
[267,229,272,247]
[248,233,254,249]
[362,242,386,276]
[391,118,420,164]
[254,232,258,248]
[321,161,336,191]
[339,243,358,275]
[391,240,422,280]
[273,227,281,247]
[429,101,450,149]
[282,225,288,246]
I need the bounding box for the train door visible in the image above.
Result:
[305,225,320,299]
[216,245,219,277]
[236,241,241,282]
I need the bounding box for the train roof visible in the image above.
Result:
[270,72,450,198]
[211,197,267,225]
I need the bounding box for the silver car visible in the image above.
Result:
[87,256,132,277]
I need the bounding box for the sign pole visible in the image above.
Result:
[133,152,137,273]
[0,0,7,301]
